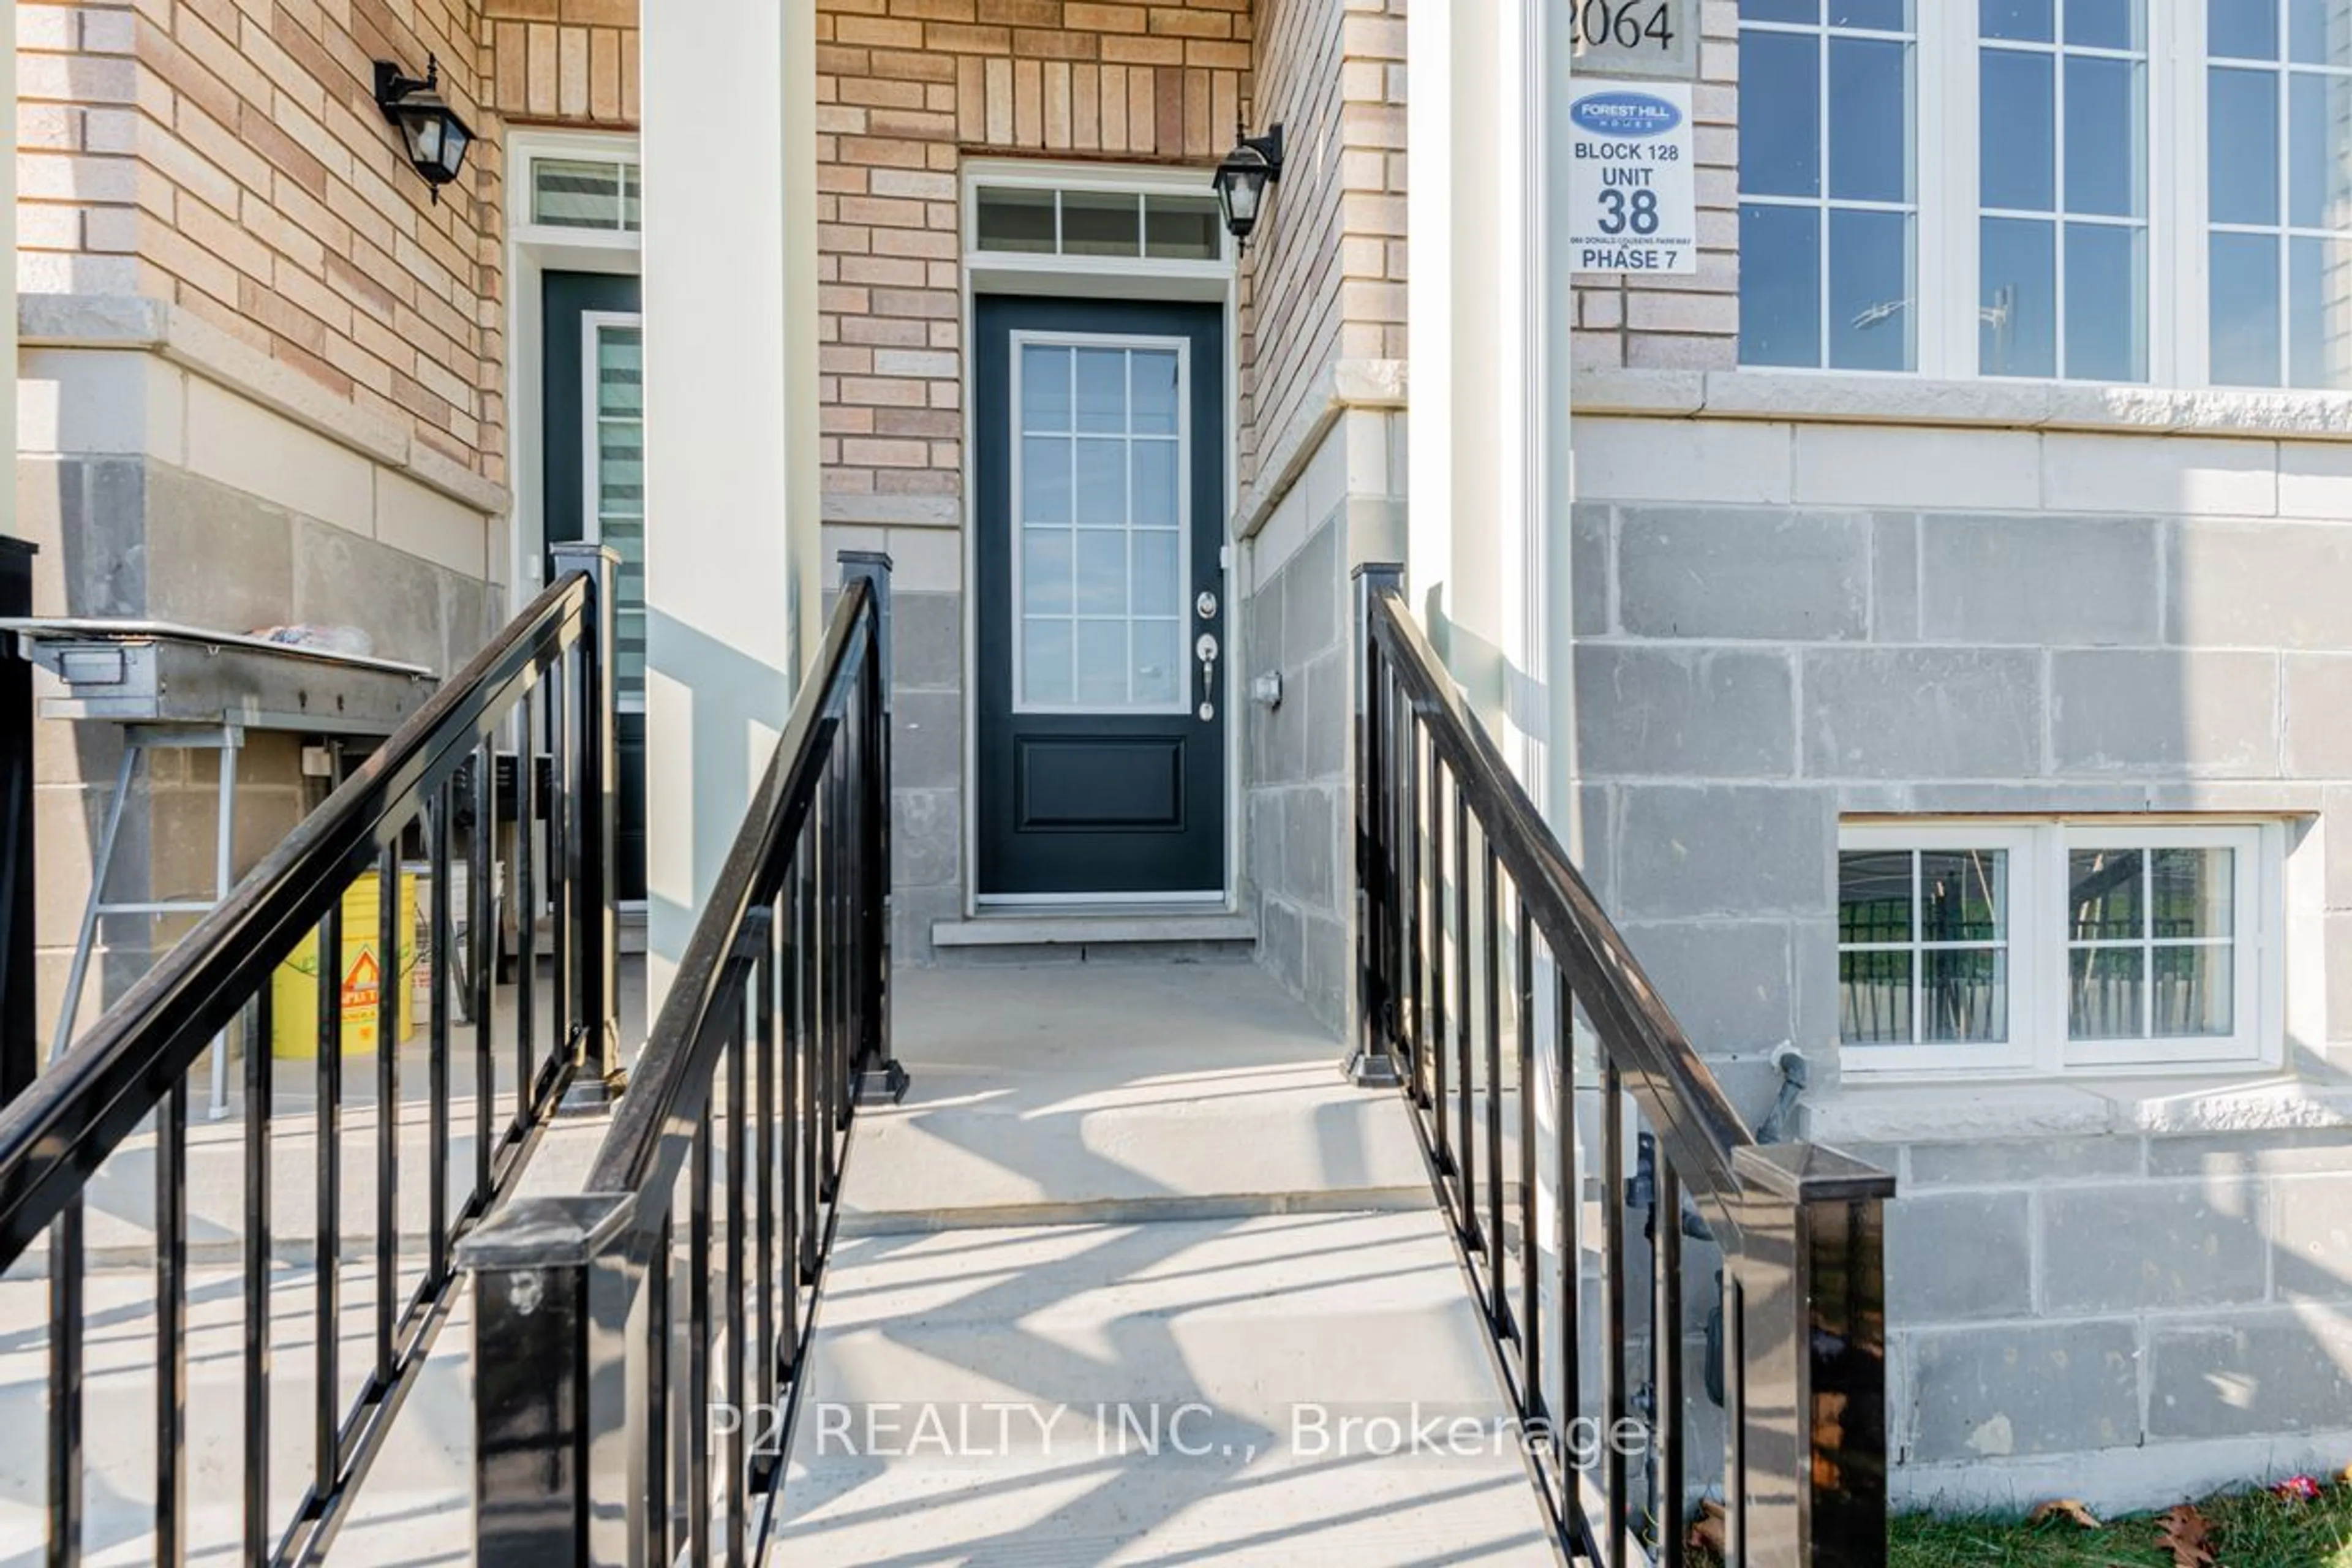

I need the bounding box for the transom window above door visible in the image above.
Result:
[1013,339,1189,713]
[1737,0,2352,388]
[973,184,1226,262]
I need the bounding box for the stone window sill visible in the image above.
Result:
[1574,365,2352,443]
[1802,1071,2352,1147]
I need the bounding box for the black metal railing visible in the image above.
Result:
[461,551,902,1564]
[0,545,626,1566]
[1351,564,1894,1568]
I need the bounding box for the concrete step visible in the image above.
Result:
[776,1211,1559,1566]
[846,963,1431,1229]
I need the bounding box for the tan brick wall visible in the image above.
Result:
[815,0,1253,518]
[1570,0,1738,372]
[1237,0,1403,485]
[483,0,639,125]
[18,0,511,478]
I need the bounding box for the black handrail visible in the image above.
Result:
[0,551,624,1566]
[462,551,902,1564]
[1352,564,1893,1568]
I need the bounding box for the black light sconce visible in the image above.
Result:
[1211,115,1285,252]
[374,55,476,201]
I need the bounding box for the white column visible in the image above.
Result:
[640,0,822,1000]
[2,0,17,529]
[1405,0,1544,785]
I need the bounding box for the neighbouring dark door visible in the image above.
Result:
[975,297,1228,899]
[543,271,647,901]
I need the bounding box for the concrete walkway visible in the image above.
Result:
[774,959,1558,1565]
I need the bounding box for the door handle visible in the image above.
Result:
[1195,631,1218,722]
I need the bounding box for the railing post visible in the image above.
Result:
[1730,1143,1895,1567]
[0,537,33,1109]
[461,1193,637,1568]
[1346,562,1405,1087]
[551,542,625,1111]
[840,551,908,1106]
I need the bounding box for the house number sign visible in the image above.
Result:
[1565,80,1698,274]
[1566,0,1699,81]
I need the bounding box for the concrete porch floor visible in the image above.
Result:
[774,959,1558,1564]
[0,957,1558,1564]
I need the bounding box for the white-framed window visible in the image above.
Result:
[582,312,646,711]
[1736,0,2352,388]
[513,132,643,243]
[1838,819,2278,1075]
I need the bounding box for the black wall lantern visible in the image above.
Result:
[1211,117,1284,252]
[374,55,475,200]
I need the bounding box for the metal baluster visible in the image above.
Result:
[375,841,399,1382]
[1453,788,1476,1248]
[1485,842,1505,1324]
[156,1079,187,1568]
[724,1009,749,1561]
[429,785,452,1278]
[1724,1272,1746,1567]
[315,896,343,1504]
[1555,957,1582,1535]
[755,914,778,1445]
[646,1209,673,1566]
[515,698,539,1108]
[1656,1158,1684,1566]
[832,747,851,1138]
[1430,760,1449,1177]
[470,745,494,1197]
[797,829,818,1289]
[49,1197,83,1568]
[546,657,572,1079]
[1403,713,1425,1102]
[245,992,274,1564]
[688,1102,714,1566]
[1517,898,1540,1417]
[814,769,834,1196]
[1599,1058,1627,1566]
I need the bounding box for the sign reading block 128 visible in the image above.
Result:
[1566,81,1697,275]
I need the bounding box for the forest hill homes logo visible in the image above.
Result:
[1569,90,1683,140]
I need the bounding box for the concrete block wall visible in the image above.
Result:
[1240,405,1403,1033]
[1570,404,2352,1507]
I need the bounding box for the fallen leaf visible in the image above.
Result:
[2027,1498,2103,1529]
[2155,1503,2217,1568]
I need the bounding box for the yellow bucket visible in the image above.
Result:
[271,872,421,1057]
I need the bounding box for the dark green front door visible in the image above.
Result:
[974,296,1228,899]
[543,271,647,901]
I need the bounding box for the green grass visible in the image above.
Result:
[1889,1485,2352,1567]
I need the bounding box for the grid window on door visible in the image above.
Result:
[1978,0,2150,380]
[2207,0,2352,388]
[1015,341,1186,711]
[589,320,646,704]
[1839,845,2013,1047]
[1737,0,1920,371]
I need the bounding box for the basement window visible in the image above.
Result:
[1837,820,2277,1076]
[973,185,1226,262]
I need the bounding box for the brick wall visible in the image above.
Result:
[1238,0,1403,484]
[18,0,510,478]
[1569,0,1737,372]
[483,0,639,125]
[814,0,1253,521]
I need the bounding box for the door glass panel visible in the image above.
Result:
[1012,339,1189,710]
[1023,619,1072,705]
[589,321,646,703]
